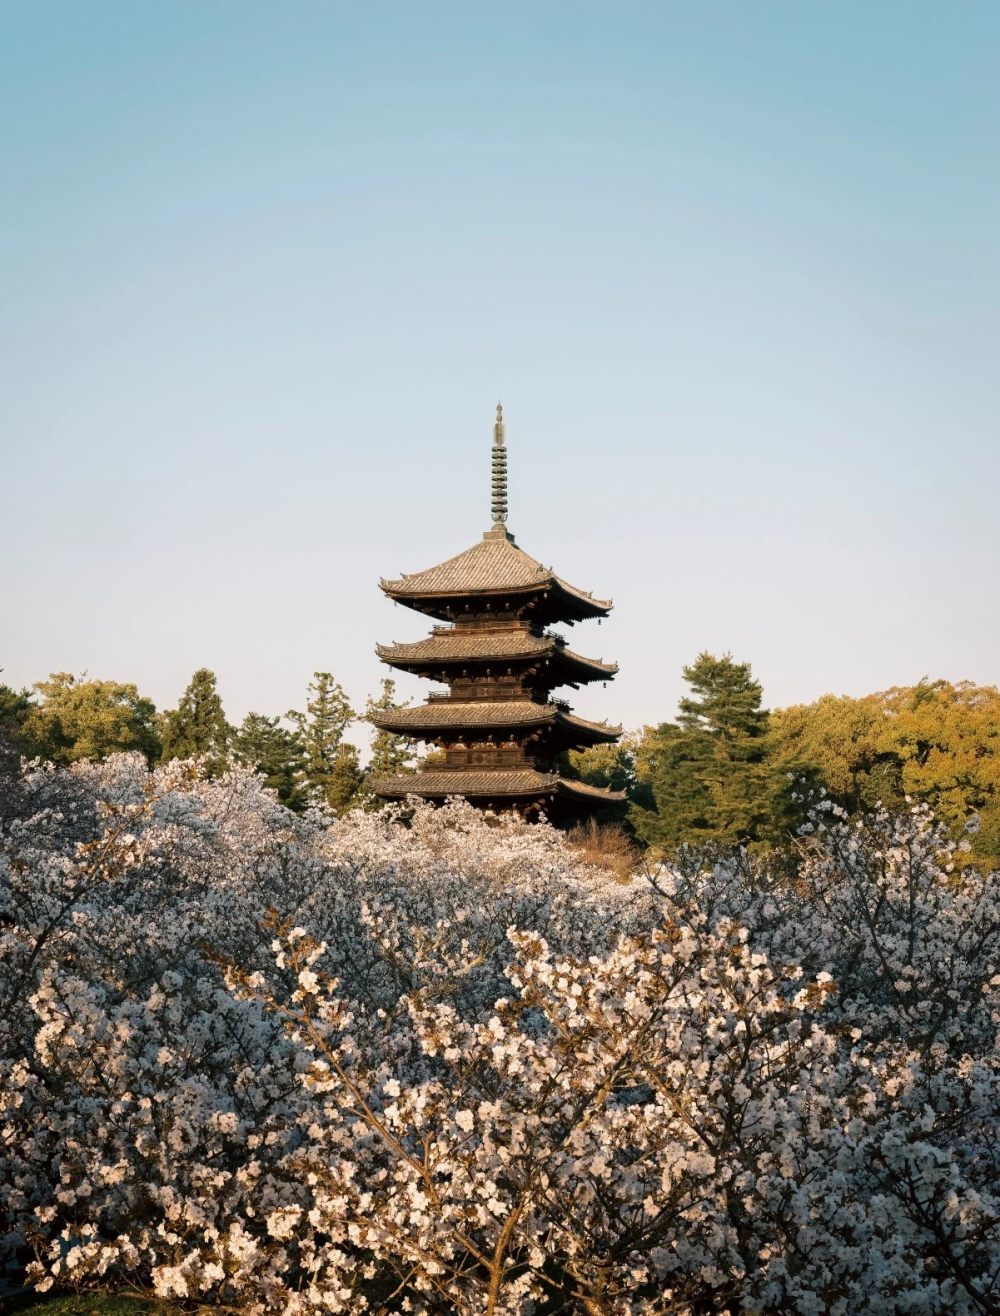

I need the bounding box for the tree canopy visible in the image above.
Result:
[769,679,1000,865]
[234,712,306,811]
[4,756,998,1313]
[634,653,770,850]
[364,678,416,804]
[160,668,232,775]
[21,673,160,766]
[288,672,363,815]
[6,654,1000,859]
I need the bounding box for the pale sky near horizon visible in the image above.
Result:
[2,2,999,742]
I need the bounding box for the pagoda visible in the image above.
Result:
[371,405,624,820]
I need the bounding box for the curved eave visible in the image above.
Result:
[369,703,622,746]
[558,649,619,681]
[557,711,623,744]
[373,770,626,805]
[552,575,613,617]
[368,703,556,737]
[379,579,612,623]
[374,641,618,683]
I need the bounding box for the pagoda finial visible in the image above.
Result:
[491,401,508,524]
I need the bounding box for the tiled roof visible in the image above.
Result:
[380,528,611,616]
[369,701,621,741]
[373,769,625,803]
[375,631,617,676]
[375,769,556,797]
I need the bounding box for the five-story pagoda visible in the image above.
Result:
[371,405,623,819]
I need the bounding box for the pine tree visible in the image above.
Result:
[632,722,714,849]
[676,652,769,742]
[235,712,307,810]
[0,681,35,750]
[160,668,233,776]
[0,681,36,815]
[635,653,770,851]
[364,678,416,805]
[288,672,362,814]
[326,742,365,815]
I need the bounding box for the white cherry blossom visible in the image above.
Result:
[0,754,997,1314]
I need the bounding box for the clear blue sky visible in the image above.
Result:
[2,1,998,738]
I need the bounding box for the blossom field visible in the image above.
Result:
[1,755,998,1314]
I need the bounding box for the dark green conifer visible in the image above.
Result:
[235,712,306,810]
[364,679,415,805]
[0,682,35,749]
[326,742,365,815]
[160,668,233,776]
[635,653,770,851]
[288,672,363,814]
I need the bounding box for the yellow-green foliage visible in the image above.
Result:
[770,680,1000,863]
[23,673,160,766]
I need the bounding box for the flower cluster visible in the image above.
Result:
[1,755,998,1314]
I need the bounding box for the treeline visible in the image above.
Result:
[0,668,415,815]
[5,654,1000,863]
[569,652,1000,867]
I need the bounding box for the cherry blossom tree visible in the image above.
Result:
[1,754,997,1314]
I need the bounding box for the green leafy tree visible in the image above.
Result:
[885,680,1000,860]
[635,653,770,851]
[235,712,307,811]
[288,672,363,815]
[160,668,233,775]
[767,692,902,815]
[21,672,160,766]
[364,678,416,806]
[769,680,1000,866]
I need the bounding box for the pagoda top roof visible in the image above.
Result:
[375,630,618,678]
[369,699,622,743]
[373,768,625,804]
[380,526,612,621]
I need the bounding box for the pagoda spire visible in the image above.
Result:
[491,401,508,526]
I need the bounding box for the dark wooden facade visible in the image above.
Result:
[371,406,623,819]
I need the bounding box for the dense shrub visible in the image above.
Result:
[1,755,998,1314]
